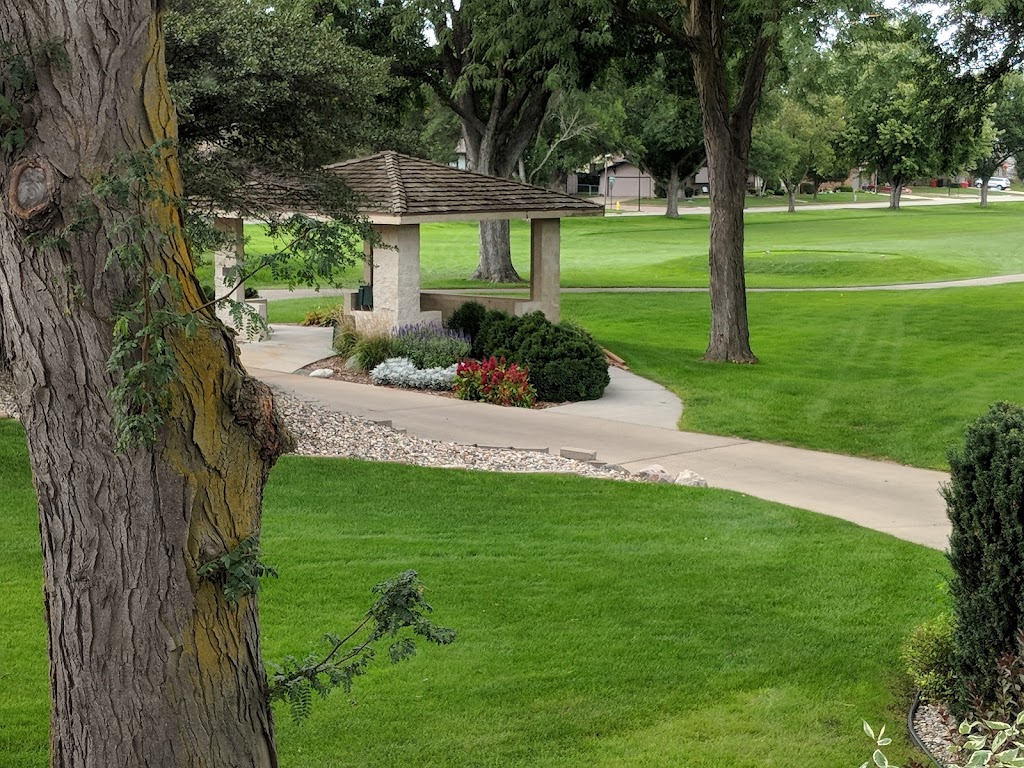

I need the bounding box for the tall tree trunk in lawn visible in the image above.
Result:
[787,183,797,212]
[665,164,681,217]
[701,123,757,362]
[980,183,989,207]
[889,180,904,209]
[0,4,288,766]
[687,0,772,363]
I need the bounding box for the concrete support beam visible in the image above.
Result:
[214,216,267,341]
[356,223,440,333]
[530,218,560,322]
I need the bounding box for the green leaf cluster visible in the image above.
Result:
[197,535,279,604]
[267,570,456,723]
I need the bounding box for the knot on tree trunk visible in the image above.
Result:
[229,375,295,463]
[6,157,59,228]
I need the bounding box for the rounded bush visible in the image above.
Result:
[902,612,956,704]
[477,311,609,403]
[446,302,488,347]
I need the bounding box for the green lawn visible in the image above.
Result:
[206,204,1024,292]
[0,421,946,766]
[563,285,1024,470]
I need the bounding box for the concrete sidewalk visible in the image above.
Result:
[240,329,951,551]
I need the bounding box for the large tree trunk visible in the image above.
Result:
[702,126,757,363]
[0,4,286,766]
[980,182,989,207]
[889,180,904,210]
[665,164,681,218]
[786,183,797,213]
[688,1,765,364]
[473,219,521,281]
[462,129,523,283]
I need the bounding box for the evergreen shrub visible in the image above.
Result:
[946,401,1024,715]
[476,311,609,403]
[445,302,488,352]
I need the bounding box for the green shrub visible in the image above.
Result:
[393,322,471,369]
[902,612,956,704]
[446,302,488,347]
[473,309,515,359]
[946,402,1024,716]
[354,334,399,372]
[477,311,609,403]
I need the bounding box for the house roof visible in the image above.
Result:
[325,151,603,224]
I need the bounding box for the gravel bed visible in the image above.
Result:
[0,374,640,481]
[913,700,962,766]
[274,390,638,481]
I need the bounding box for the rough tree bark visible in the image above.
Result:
[458,87,550,283]
[0,4,287,766]
[889,178,906,209]
[434,8,556,283]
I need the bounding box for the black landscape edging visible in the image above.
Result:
[908,691,945,768]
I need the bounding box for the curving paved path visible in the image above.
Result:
[240,326,951,552]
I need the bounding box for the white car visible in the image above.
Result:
[976,176,1013,190]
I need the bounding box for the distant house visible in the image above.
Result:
[596,159,655,199]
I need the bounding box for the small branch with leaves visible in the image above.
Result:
[268,570,456,723]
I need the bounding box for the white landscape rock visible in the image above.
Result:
[636,464,676,484]
[308,368,335,379]
[674,470,708,488]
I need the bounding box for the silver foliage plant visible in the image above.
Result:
[370,357,457,391]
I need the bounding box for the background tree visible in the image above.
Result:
[622,54,704,218]
[972,74,1024,206]
[166,0,390,285]
[751,97,818,211]
[518,87,624,190]
[617,0,880,362]
[840,15,988,210]
[398,0,614,282]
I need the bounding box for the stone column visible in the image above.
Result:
[213,216,266,340]
[529,218,561,322]
[213,216,245,329]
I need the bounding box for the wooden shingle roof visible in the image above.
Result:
[325,151,603,223]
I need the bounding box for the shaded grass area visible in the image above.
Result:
[564,285,1024,469]
[211,204,1024,291]
[1,421,946,766]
